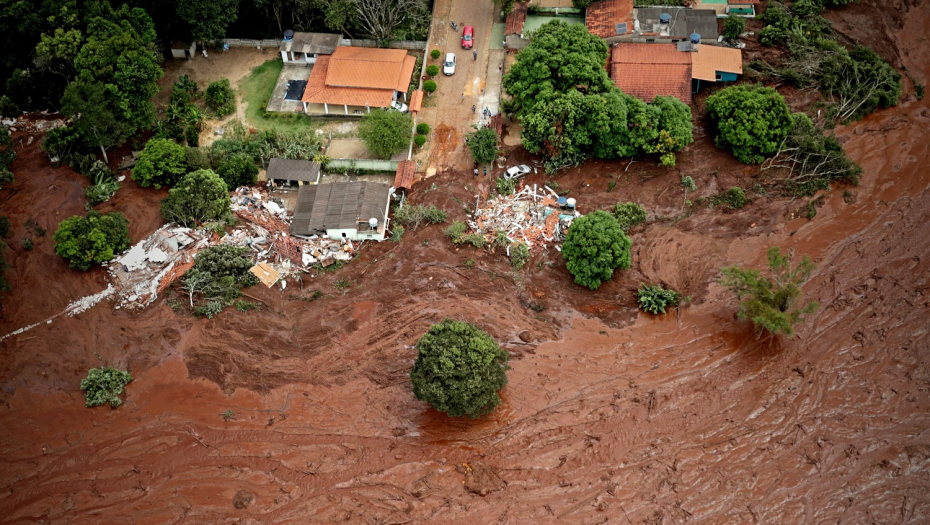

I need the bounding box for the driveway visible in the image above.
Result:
[418,0,501,174]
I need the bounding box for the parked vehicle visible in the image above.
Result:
[443,53,457,75]
[503,164,531,180]
[391,100,409,113]
[462,26,474,49]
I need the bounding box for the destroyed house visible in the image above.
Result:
[291,181,392,241]
[266,158,321,187]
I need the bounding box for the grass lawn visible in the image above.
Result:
[239,58,317,133]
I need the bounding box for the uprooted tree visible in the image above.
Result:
[409,319,510,418]
[561,210,632,290]
[718,247,819,337]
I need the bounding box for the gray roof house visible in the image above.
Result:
[291,181,392,241]
[266,158,321,186]
[280,32,342,65]
[621,8,720,43]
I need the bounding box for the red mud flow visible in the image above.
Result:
[2,1,930,522]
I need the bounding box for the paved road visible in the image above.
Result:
[418,0,504,175]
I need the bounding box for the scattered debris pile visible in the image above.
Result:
[106,226,209,309]
[469,184,580,249]
[2,113,68,133]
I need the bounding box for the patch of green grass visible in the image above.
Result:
[240,59,317,132]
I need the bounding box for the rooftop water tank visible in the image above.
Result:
[283,30,295,41]
[566,198,577,210]
[659,13,671,24]
[368,218,379,230]
[690,32,701,43]
[557,197,568,208]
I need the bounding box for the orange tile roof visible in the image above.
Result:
[691,45,743,81]
[586,0,635,38]
[394,160,416,191]
[409,90,424,113]
[302,56,394,107]
[506,2,528,35]
[397,55,417,92]
[610,44,692,103]
[326,47,410,90]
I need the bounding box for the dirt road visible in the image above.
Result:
[1,0,929,522]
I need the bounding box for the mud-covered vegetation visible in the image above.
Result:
[80,367,133,408]
[53,211,131,270]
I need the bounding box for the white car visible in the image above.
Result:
[391,100,408,113]
[443,53,456,75]
[503,164,531,180]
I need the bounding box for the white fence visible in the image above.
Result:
[223,37,426,50]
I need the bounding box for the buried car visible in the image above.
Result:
[503,164,532,180]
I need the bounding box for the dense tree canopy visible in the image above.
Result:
[706,85,794,164]
[358,109,412,160]
[177,0,240,43]
[133,138,187,189]
[161,169,231,226]
[53,211,131,270]
[465,126,499,165]
[409,319,510,418]
[561,210,632,290]
[61,81,127,164]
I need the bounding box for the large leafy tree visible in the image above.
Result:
[53,211,131,270]
[561,210,631,290]
[161,169,231,227]
[61,81,127,164]
[133,138,187,189]
[358,109,412,160]
[465,126,499,165]
[409,319,510,418]
[706,84,794,164]
[177,0,241,43]
[719,247,819,337]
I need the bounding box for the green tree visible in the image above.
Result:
[430,49,441,60]
[0,126,15,171]
[60,81,127,164]
[192,244,258,284]
[205,78,236,116]
[723,13,746,42]
[409,319,510,418]
[465,126,499,165]
[216,154,258,188]
[611,202,646,231]
[81,367,133,408]
[133,138,187,189]
[425,64,439,77]
[358,109,412,159]
[53,211,131,270]
[416,123,430,135]
[177,0,240,43]
[161,169,231,227]
[719,247,819,337]
[706,84,794,164]
[561,210,631,290]
[423,79,437,96]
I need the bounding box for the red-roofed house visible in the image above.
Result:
[610,43,692,103]
[586,0,635,43]
[505,2,529,50]
[301,47,417,115]
[393,160,417,193]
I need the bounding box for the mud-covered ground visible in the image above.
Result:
[1,0,929,522]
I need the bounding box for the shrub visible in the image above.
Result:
[423,80,437,95]
[495,176,516,195]
[216,154,258,188]
[719,247,819,337]
[611,202,647,231]
[510,242,530,270]
[461,233,486,248]
[53,211,131,270]
[21,237,33,250]
[205,78,236,117]
[161,169,231,227]
[414,135,427,148]
[444,221,467,243]
[766,113,862,196]
[706,85,794,164]
[132,138,187,189]
[359,109,412,159]
[719,187,747,209]
[85,173,121,208]
[185,147,212,172]
[391,224,405,242]
[80,367,133,408]
[185,125,200,147]
[431,49,441,60]
[0,169,12,190]
[465,126,499,165]
[193,244,257,284]
[425,65,439,77]
[561,210,631,290]
[635,283,680,314]
[409,319,510,418]
[0,216,9,237]
[416,123,430,135]
[724,13,746,41]
[394,204,447,229]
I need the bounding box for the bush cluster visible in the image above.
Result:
[53,211,131,270]
[635,283,680,314]
[393,204,447,229]
[561,210,631,290]
[611,202,647,231]
[81,367,133,408]
[205,78,236,117]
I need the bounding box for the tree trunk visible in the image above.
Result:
[100,144,109,165]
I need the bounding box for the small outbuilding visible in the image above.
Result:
[291,181,392,241]
[265,158,321,188]
[280,32,342,65]
[170,42,196,60]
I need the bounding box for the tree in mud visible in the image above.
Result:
[465,126,499,165]
[410,319,510,418]
[160,169,231,227]
[358,109,412,160]
[133,138,187,189]
[60,81,127,164]
[718,247,819,337]
[561,210,632,290]
[53,211,131,270]
[706,84,794,165]
[80,367,133,408]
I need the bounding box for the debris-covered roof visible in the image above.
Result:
[468,183,580,250]
[266,158,321,183]
[291,181,391,234]
[505,2,528,35]
[610,43,692,103]
[394,160,417,191]
[279,32,342,56]
[586,0,635,38]
[634,8,718,40]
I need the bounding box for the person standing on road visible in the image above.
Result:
[473,50,477,60]
[483,168,487,177]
